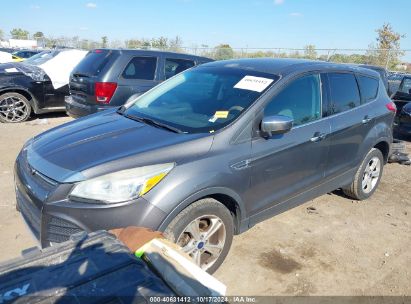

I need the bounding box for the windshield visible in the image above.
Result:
[124,66,279,134]
[23,50,59,66]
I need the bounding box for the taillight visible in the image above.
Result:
[386,101,397,113]
[95,82,117,104]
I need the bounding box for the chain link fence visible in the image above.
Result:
[1,35,410,71]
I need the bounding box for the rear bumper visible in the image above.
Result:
[65,96,114,118]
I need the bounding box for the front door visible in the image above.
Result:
[246,73,330,221]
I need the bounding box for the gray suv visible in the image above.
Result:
[65,49,212,118]
[15,59,395,273]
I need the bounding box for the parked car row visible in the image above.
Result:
[65,49,212,118]
[0,48,212,123]
[13,56,396,273]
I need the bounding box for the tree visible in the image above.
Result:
[151,36,168,49]
[303,45,317,60]
[10,28,30,40]
[125,39,143,49]
[214,44,234,60]
[33,31,45,47]
[33,31,44,39]
[110,39,123,48]
[367,23,405,68]
[169,36,183,52]
[101,36,108,48]
[0,29,4,40]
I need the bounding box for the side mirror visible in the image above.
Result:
[261,115,293,137]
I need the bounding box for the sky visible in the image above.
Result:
[0,0,410,56]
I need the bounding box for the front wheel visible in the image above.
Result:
[164,198,234,274]
[0,92,32,123]
[343,148,384,200]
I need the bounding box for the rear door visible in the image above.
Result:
[114,55,161,105]
[323,72,378,179]
[247,73,331,221]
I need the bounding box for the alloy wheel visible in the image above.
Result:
[362,156,381,194]
[176,215,226,271]
[0,95,29,123]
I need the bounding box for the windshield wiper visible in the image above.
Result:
[124,114,185,134]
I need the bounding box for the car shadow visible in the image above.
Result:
[28,112,70,122]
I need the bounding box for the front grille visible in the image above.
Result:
[17,189,41,239]
[46,216,84,243]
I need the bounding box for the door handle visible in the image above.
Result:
[362,116,372,124]
[310,132,326,142]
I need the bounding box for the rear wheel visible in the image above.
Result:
[164,198,234,274]
[0,92,31,123]
[343,148,384,200]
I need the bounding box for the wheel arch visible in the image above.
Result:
[0,87,39,113]
[158,187,247,235]
[373,140,390,163]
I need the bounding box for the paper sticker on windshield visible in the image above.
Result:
[215,111,229,118]
[5,68,18,73]
[209,110,229,123]
[234,76,273,92]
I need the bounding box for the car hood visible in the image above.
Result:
[26,110,214,183]
[0,62,45,83]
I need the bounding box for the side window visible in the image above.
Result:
[265,74,321,126]
[358,75,379,103]
[122,56,157,80]
[328,73,360,114]
[165,58,195,79]
[399,78,411,94]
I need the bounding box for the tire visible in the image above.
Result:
[343,148,384,200]
[0,92,32,123]
[164,198,234,274]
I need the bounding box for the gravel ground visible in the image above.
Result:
[0,114,410,296]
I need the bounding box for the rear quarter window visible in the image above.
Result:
[122,56,157,80]
[165,58,195,79]
[358,75,379,103]
[328,73,361,114]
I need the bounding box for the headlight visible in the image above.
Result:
[69,163,174,203]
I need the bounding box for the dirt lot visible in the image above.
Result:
[0,115,410,296]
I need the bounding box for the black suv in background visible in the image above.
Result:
[65,49,213,118]
[392,75,411,136]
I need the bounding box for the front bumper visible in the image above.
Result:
[65,96,114,119]
[15,153,167,248]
